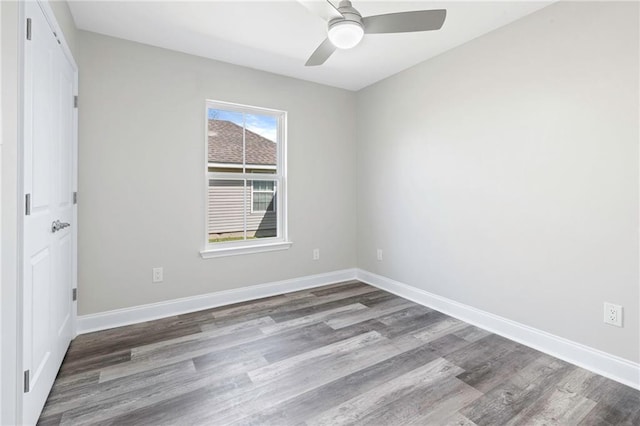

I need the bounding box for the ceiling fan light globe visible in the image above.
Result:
[328,21,364,49]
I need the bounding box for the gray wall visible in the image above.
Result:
[356,1,639,363]
[77,31,357,315]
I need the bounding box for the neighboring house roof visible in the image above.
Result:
[208,120,276,166]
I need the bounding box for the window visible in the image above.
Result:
[252,180,276,212]
[201,100,289,258]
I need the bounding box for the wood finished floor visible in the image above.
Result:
[38,281,640,426]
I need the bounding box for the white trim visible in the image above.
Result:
[356,269,640,390]
[77,268,358,334]
[0,3,3,421]
[205,99,283,118]
[200,240,292,258]
[208,162,276,171]
[0,0,3,418]
[15,4,27,424]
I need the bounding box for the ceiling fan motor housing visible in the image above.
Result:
[330,0,363,27]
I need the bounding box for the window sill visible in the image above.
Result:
[200,241,293,259]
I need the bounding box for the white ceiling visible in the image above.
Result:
[68,1,552,91]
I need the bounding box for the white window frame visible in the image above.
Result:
[200,100,290,258]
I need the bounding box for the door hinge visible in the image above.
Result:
[72,288,78,301]
[26,18,32,40]
[74,96,78,108]
[24,370,30,393]
[25,193,31,216]
[73,191,78,204]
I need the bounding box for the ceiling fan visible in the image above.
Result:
[298,0,447,66]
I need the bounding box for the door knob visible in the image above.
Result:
[51,220,71,233]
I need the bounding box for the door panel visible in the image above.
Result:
[22,2,76,424]
[26,248,51,386]
[28,26,53,211]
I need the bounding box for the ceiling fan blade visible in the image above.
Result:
[296,0,343,22]
[363,9,446,34]
[305,38,337,66]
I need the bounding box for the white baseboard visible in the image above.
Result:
[356,269,640,390]
[76,266,639,390]
[77,268,357,334]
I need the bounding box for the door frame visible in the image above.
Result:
[15,1,78,423]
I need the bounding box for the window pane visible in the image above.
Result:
[244,113,277,173]
[208,109,244,173]
[208,179,246,243]
[253,180,274,192]
[249,180,277,238]
[253,193,272,211]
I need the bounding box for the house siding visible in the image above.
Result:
[208,180,276,235]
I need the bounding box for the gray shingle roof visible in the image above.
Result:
[208,120,276,166]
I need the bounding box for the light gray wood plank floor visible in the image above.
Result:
[38,281,640,425]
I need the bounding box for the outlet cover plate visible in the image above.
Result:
[152,267,163,283]
[603,302,622,327]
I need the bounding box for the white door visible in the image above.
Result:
[22,2,76,424]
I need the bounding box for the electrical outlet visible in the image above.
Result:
[313,249,320,261]
[603,302,622,327]
[377,249,383,261]
[152,267,163,283]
